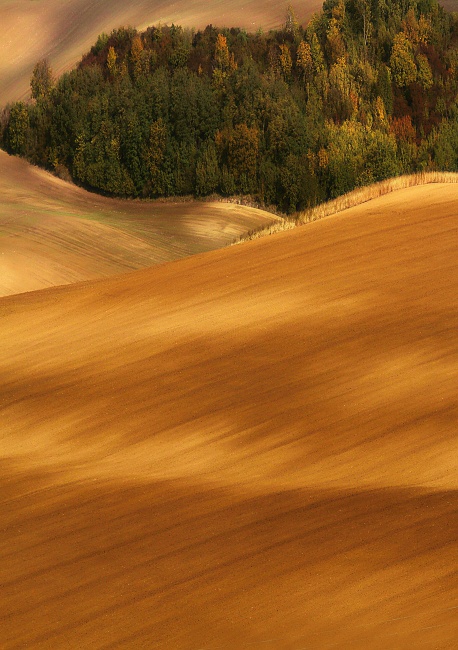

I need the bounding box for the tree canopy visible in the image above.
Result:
[2,1,458,212]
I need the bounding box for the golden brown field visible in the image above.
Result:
[0,0,323,105]
[1,182,457,649]
[0,149,279,296]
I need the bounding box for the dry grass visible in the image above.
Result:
[233,171,458,244]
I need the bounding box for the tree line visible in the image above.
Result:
[2,0,458,212]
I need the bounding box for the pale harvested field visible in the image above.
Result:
[0,0,322,105]
[1,183,457,649]
[0,150,279,296]
[2,0,457,105]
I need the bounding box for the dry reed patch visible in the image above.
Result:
[234,171,458,244]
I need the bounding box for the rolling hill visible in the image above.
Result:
[0,149,280,296]
[1,182,457,649]
[2,1,458,107]
[0,0,324,106]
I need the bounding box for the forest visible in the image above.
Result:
[2,0,458,212]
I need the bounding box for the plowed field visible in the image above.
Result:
[0,150,279,296]
[1,183,457,648]
[0,0,323,104]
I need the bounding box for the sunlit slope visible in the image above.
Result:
[1,0,457,104]
[0,150,279,296]
[1,0,457,105]
[0,0,322,105]
[1,183,457,649]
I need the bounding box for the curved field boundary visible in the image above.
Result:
[1,181,457,649]
[233,171,458,244]
[0,150,280,296]
[0,0,322,105]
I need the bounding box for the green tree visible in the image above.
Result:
[416,53,433,89]
[147,118,167,195]
[355,0,373,48]
[228,123,259,193]
[432,119,458,170]
[310,33,325,74]
[7,102,29,154]
[375,64,393,116]
[120,111,146,194]
[390,32,417,87]
[31,59,54,101]
[196,141,220,195]
[326,120,399,196]
[328,56,355,121]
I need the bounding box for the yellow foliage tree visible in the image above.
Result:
[107,46,117,76]
[374,96,388,129]
[390,33,417,87]
[279,44,292,79]
[214,33,237,85]
[296,40,313,81]
[130,35,144,80]
[215,34,230,71]
[327,18,346,64]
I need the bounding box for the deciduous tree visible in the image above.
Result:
[31,59,54,101]
[390,32,417,87]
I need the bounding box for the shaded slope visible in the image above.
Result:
[1,183,457,648]
[0,0,322,105]
[0,150,279,296]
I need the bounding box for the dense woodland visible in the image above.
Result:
[2,0,458,212]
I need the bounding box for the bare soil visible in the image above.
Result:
[1,0,457,105]
[1,183,457,648]
[0,0,323,105]
[0,150,279,296]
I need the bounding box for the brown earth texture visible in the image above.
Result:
[1,0,458,105]
[0,149,280,296]
[1,182,457,649]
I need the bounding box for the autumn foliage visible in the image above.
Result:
[2,2,458,212]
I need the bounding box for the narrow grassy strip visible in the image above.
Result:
[232,172,458,245]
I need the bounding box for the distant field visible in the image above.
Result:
[0,150,280,296]
[0,0,322,105]
[1,1,458,104]
[1,183,457,648]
